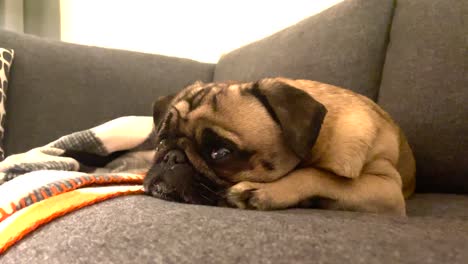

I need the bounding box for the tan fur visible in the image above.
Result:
[157,77,416,216]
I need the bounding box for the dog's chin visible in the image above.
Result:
[146,179,219,205]
[144,162,223,206]
[147,181,182,202]
[144,164,192,203]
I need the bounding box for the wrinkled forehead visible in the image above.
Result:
[172,82,253,120]
[155,80,281,157]
[157,81,269,145]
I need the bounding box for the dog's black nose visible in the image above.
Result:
[163,149,187,164]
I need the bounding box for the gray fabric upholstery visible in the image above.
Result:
[378,0,467,193]
[1,194,467,264]
[406,194,468,218]
[0,29,214,156]
[214,0,394,101]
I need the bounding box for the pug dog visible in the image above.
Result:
[143,77,416,216]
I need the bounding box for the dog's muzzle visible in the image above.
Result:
[143,149,222,205]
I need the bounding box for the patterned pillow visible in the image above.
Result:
[0,48,15,160]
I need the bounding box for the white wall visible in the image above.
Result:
[60,0,343,63]
[1,0,24,32]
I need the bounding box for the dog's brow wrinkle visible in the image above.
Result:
[211,94,218,112]
[187,86,213,112]
[171,106,183,132]
[186,88,205,109]
[211,89,224,112]
[171,106,180,117]
[218,86,229,95]
[177,87,193,103]
[159,112,173,134]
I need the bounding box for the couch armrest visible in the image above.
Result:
[0,29,214,155]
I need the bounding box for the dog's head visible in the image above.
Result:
[143,78,327,206]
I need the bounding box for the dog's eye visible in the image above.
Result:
[210,147,231,160]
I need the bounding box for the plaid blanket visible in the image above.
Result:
[0,116,156,254]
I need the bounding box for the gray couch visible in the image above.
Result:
[1,0,467,263]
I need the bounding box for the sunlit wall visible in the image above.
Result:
[60,0,343,63]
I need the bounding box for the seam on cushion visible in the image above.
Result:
[209,63,216,83]
[375,0,398,103]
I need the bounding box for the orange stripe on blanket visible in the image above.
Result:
[0,185,144,254]
[19,199,26,208]
[9,173,146,213]
[68,179,78,188]
[0,208,10,222]
[30,193,37,203]
[40,188,49,199]
[50,185,60,195]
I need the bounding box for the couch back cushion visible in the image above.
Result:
[214,0,395,101]
[378,0,467,193]
[0,30,214,155]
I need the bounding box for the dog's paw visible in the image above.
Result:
[226,181,263,209]
[226,181,294,210]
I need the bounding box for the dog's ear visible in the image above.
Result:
[250,79,327,159]
[152,94,176,126]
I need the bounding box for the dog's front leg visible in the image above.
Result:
[227,163,405,215]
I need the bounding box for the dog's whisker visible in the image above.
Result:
[199,193,213,203]
[199,182,218,195]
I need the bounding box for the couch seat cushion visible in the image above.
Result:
[1,194,467,263]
